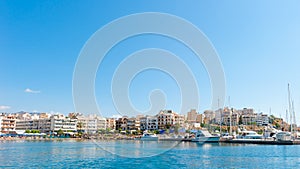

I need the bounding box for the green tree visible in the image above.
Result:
[57,129,64,135]
[77,122,83,133]
[153,130,159,134]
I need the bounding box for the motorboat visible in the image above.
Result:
[140,132,158,141]
[220,133,234,140]
[275,131,292,141]
[191,130,220,143]
[236,130,263,139]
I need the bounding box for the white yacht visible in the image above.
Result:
[191,130,220,143]
[140,132,158,141]
[275,131,292,141]
[236,130,263,139]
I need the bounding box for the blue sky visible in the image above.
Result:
[1,1,300,121]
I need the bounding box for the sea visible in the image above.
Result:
[0,140,300,168]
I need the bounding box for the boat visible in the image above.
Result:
[191,130,220,143]
[275,131,292,141]
[236,130,263,139]
[220,133,234,140]
[139,132,158,141]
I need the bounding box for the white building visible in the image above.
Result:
[256,113,269,126]
[140,116,158,131]
[0,114,16,133]
[77,114,106,134]
[50,114,77,133]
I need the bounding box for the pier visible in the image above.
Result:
[220,139,300,145]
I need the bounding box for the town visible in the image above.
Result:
[0,108,298,138]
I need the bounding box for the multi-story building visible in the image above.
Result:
[116,116,128,131]
[187,109,197,123]
[241,108,254,115]
[15,112,53,134]
[203,110,215,124]
[76,114,106,134]
[0,114,16,133]
[222,112,239,126]
[97,116,106,131]
[157,110,184,129]
[127,117,137,131]
[50,114,77,133]
[196,114,203,123]
[241,114,257,125]
[37,118,52,133]
[140,116,158,131]
[16,120,36,131]
[106,118,116,130]
[256,113,269,126]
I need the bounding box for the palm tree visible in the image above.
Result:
[77,122,83,133]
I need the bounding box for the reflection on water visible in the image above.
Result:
[0,140,300,168]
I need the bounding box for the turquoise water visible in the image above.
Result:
[1,140,300,168]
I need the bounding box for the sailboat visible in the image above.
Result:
[275,84,297,141]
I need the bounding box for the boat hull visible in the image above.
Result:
[140,137,158,141]
[192,136,220,143]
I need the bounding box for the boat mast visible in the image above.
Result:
[288,83,292,133]
[292,100,297,137]
[286,109,289,130]
[228,96,232,135]
[218,98,222,135]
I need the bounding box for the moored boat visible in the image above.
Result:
[139,132,158,141]
[191,130,220,143]
[236,130,263,139]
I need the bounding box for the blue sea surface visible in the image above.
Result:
[0,140,300,168]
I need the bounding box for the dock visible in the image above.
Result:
[221,139,300,145]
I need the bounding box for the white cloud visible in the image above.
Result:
[0,105,11,110]
[24,88,41,94]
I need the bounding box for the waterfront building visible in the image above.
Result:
[125,117,137,132]
[50,114,77,133]
[0,114,17,133]
[116,116,128,131]
[37,118,52,133]
[140,116,158,131]
[256,113,269,126]
[203,110,215,124]
[157,110,184,129]
[106,118,116,130]
[187,109,198,123]
[196,114,203,123]
[134,117,141,131]
[15,112,53,134]
[241,114,257,125]
[16,119,35,131]
[76,114,106,134]
[222,112,239,126]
